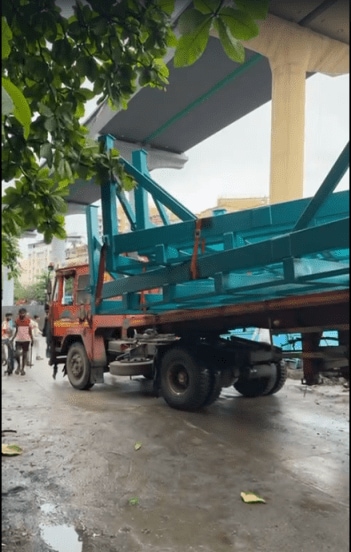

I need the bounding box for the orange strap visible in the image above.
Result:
[139,265,147,312]
[190,219,204,280]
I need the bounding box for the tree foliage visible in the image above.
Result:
[174,0,268,67]
[14,271,49,304]
[2,0,268,272]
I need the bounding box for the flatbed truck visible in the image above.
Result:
[47,136,349,410]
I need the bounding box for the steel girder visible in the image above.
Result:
[87,137,349,315]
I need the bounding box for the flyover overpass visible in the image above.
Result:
[66,0,349,214]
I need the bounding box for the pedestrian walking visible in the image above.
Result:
[12,308,33,376]
[30,315,44,360]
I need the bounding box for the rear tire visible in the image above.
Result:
[234,377,272,397]
[202,369,222,407]
[160,347,211,411]
[234,364,276,397]
[66,343,94,390]
[265,362,287,395]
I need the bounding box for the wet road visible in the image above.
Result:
[1,357,349,552]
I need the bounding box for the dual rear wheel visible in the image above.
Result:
[234,362,287,397]
[160,347,221,411]
[160,347,287,410]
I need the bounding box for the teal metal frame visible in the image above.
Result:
[87,136,349,315]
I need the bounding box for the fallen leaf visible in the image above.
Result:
[240,491,266,504]
[134,442,142,451]
[129,497,139,505]
[2,444,23,456]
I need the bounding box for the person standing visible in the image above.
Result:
[30,315,43,361]
[12,308,33,376]
[42,304,58,379]
[2,312,15,373]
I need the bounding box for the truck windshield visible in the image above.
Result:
[77,274,91,304]
[62,275,74,305]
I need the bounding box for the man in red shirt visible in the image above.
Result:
[12,308,33,376]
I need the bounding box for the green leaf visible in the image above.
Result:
[76,56,91,78]
[129,497,139,506]
[177,8,211,35]
[194,0,221,15]
[40,143,53,167]
[2,85,14,115]
[53,224,67,240]
[78,87,96,100]
[58,158,66,179]
[134,442,142,451]
[2,17,12,59]
[158,0,175,16]
[75,102,85,118]
[166,30,178,48]
[44,116,57,133]
[214,18,245,63]
[235,0,269,20]
[38,102,54,118]
[218,8,259,41]
[51,39,73,63]
[64,160,73,179]
[25,58,48,80]
[1,77,31,139]
[173,19,211,68]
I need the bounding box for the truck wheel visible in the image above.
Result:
[234,378,272,398]
[234,364,277,398]
[160,347,211,411]
[264,362,288,395]
[66,343,94,390]
[202,369,222,407]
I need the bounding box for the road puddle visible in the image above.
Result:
[39,523,82,552]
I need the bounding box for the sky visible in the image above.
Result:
[21,71,349,253]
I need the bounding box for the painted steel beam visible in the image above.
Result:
[294,143,349,231]
[109,190,349,263]
[120,158,197,222]
[102,218,348,297]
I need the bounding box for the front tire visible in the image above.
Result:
[66,343,94,390]
[160,347,211,411]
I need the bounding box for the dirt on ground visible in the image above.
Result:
[1,358,349,552]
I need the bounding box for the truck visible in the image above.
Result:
[47,135,349,410]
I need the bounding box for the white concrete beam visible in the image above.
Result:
[113,139,189,171]
[240,14,349,77]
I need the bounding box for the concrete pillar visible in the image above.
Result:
[210,14,349,204]
[241,15,349,204]
[269,62,306,203]
[1,267,14,307]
